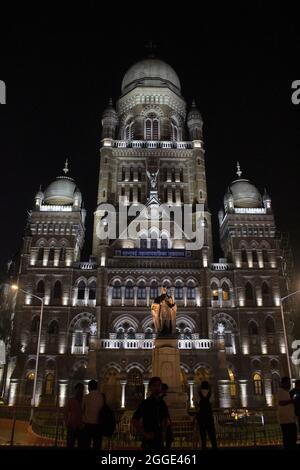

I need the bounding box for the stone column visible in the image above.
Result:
[143,380,149,399]
[188,380,195,408]
[120,380,127,409]
[71,333,76,354]
[238,380,248,408]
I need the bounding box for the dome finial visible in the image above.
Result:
[108,97,113,106]
[236,161,242,178]
[192,99,196,108]
[63,158,69,175]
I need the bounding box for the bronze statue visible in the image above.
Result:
[151,286,177,336]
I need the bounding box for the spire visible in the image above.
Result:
[63,158,69,175]
[108,97,113,107]
[192,99,196,108]
[236,161,242,178]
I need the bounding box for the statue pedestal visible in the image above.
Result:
[152,337,188,419]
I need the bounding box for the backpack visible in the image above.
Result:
[98,404,116,438]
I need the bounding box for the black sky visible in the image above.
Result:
[0,4,299,276]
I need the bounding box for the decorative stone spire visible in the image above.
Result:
[63,158,69,175]
[236,161,242,178]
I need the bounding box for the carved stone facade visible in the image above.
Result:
[2,57,292,410]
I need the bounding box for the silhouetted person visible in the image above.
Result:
[160,383,174,449]
[82,379,103,449]
[132,376,170,451]
[290,379,300,432]
[277,376,297,449]
[196,381,217,451]
[64,382,84,448]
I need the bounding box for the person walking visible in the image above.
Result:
[82,379,104,449]
[196,381,217,451]
[64,382,85,448]
[132,376,170,451]
[277,376,297,449]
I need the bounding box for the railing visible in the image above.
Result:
[113,140,193,149]
[72,346,89,355]
[100,339,213,350]
[79,262,97,270]
[0,406,283,448]
[210,263,234,270]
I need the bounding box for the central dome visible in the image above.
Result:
[121,58,181,94]
[227,179,262,208]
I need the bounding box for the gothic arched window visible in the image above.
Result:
[245,282,255,305]
[187,281,196,300]
[241,249,248,263]
[37,247,44,261]
[262,249,269,263]
[262,282,272,306]
[53,281,62,300]
[252,250,258,263]
[48,320,59,335]
[222,283,231,301]
[124,120,134,140]
[45,373,55,396]
[88,281,96,300]
[253,373,263,395]
[112,281,121,299]
[144,114,160,140]
[211,283,219,301]
[265,316,275,334]
[150,281,158,300]
[248,321,258,336]
[48,247,55,262]
[137,281,146,300]
[77,281,86,300]
[125,281,134,299]
[36,280,45,297]
[175,282,183,300]
[59,247,66,262]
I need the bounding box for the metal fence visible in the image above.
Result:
[0,405,283,448]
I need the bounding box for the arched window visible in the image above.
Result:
[252,250,258,263]
[241,250,248,263]
[45,373,55,396]
[265,316,275,334]
[248,321,258,336]
[88,281,96,300]
[59,247,66,262]
[48,247,55,262]
[187,281,196,300]
[130,167,134,181]
[271,374,280,395]
[121,167,126,181]
[175,282,183,300]
[112,281,121,299]
[140,237,148,249]
[77,281,86,300]
[171,121,179,141]
[253,373,263,395]
[125,281,134,299]
[31,316,40,333]
[245,283,255,305]
[53,281,62,300]
[161,238,168,250]
[144,114,160,140]
[262,282,272,306]
[48,320,59,335]
[211,283,219,301]
[150,239,158,250]
[222,283,231,301]
[228,369,237,398]
[262,249,269,263]
[36,280,45,297]
[25,372,35,396]
[125,120,134,140]
[150,281,158,300]
[37,247,44,261]
[137,281,146,300]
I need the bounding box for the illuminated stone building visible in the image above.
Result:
[2,57,292,409]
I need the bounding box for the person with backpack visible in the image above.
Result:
[82,379,103,449]
[98,393,116,439]
[132,376,170,451]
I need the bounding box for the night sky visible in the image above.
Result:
[0,5,300,277]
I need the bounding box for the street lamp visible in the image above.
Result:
[11,285,44,414]
[280,289,300,383]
